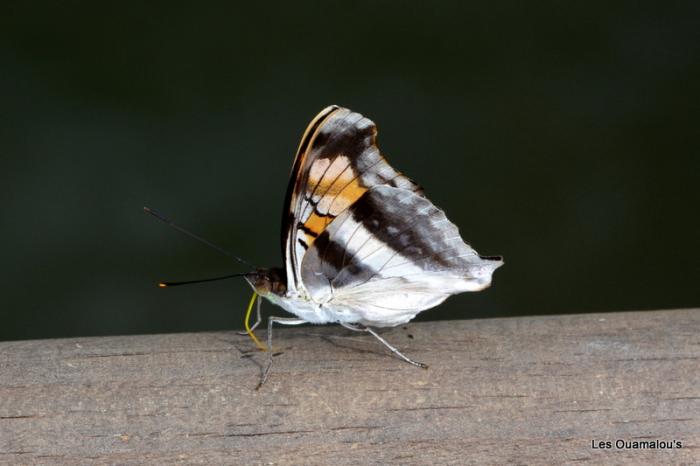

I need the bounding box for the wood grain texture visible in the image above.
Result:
[1,309,698,465]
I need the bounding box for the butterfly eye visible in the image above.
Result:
[251,272,272,294]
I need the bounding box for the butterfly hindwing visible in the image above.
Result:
[282,107,422,294]
[300,185,502,326]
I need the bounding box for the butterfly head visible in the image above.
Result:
[244,267,287,298]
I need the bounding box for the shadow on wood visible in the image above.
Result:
[1,309,698,464]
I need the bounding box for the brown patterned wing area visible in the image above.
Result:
[300,186,503,326]
[282,107,422,293]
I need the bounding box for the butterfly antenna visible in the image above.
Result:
[158,272,248,288]
[143,206,254,268]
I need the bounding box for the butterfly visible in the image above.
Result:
[241,105,503,387]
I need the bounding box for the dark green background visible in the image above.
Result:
[2,2,698,341]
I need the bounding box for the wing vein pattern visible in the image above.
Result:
[280,106,502,326]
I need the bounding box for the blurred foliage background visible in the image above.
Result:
[1,1,698,341]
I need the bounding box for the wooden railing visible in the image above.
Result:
[1,309,698,464]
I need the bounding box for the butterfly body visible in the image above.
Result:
[246,106,503,330]
[246,269,334,324]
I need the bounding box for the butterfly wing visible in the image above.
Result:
[282,106,422,294]
[300,185,503,327]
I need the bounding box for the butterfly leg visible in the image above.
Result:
[237,296,263,335]
[340,323,428,369]
[256,316,306,390]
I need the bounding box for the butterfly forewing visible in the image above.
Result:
[282,107,422,294]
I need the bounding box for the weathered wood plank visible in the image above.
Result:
[1,309,698,465]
